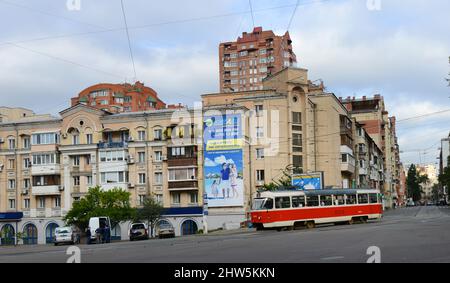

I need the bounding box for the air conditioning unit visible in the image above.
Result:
[0,138,4,143]
[22,189,29,195]
[128,183,135,188]
[127,155,135,164]
[58,186,65,192]
[256,181,265,186]
[162,156,168,161]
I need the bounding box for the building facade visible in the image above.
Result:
[340,96,402,208]
[70,81,166,113]
[219,27,297,93]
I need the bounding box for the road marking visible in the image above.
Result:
[321,256,345,261]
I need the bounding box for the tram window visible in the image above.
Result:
[275,197,291,209]
[292,196,305,208]
[335,195,345,206]
[306,196,319,207]
[320,195,333,206]
[358,194,369,204]
[264,198,274,210]
[346,195,357,205]
[369,194,378,204]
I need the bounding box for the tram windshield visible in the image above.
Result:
[252,198,274,210]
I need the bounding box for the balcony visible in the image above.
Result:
[167,157,198,168]
[98,141,128,149]
[100,183,129,191]
[168,180,199,191]
[359,168,368,175]
[31,164,61,176]
[32,185,62,196]
[341,162,356,174]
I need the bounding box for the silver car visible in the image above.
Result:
[54,227,81,246]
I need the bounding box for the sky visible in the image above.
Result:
[0,0,449,166]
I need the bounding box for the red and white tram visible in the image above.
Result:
[251,189,383,230]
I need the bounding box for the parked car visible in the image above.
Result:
[406,200,416,207]
[158,223,175,239]
[129,223,148,241]
[54,226,81,246]
[88,216,112,244]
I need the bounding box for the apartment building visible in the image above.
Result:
[0,104,204,245]
[417,164,438,201]
[219,27,297,93]
[340,96,402,208]
[70,81,166,113]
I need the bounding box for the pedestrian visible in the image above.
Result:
[104,224,111,244]
[86,227,91,245]
[95,227,102,244]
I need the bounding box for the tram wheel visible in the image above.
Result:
[306,221,315,229]
[348,219,354,225]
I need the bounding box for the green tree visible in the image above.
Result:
[135,196,164,238]
[64,186,136,230]
[407,164,422,201]
[439,156,450,198]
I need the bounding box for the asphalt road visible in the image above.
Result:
[1,206,450,263]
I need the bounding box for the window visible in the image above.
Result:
[306,196,319,207]
[154,172,163,185]
[138,173,146,184]
[73,156,80,166]
[275,197,291,209]
[73,176,80,186]
[155,194,163,204]
[358,194,369,204]
[32,133,59,145]
[154,129,162,141]
[256,127,264,138]
[256,170,265,182]
[138,152,146,163]
[335,195,345,206]
[259,49,266,55]
[172,193,181,204]
[72,134,79,145]
[23,179,31,189]
[86,155,91,165]
[293,156,303,171]
[8,159,15,169]
[38,197,45,209]
[190,192,198,204]
[292,196,306,208]
[8,199,16,209]
[138,195,145,206]
[256,149,265,160]
[24,199,30,209]
[100,100,108,105]
[54,196,61,208]
[346,194,357,205]
[369,194,378,204]
[171,147,185,157]
[23,137,31,149]
[255,105,263,116]
[101,172,128,184]
[115,98,124,104]
[342,154,348,163]
[8,179,16,189]
[99,150,125,162]
[86,134,93,144]
[8,138,16,150]
[154,151,163,162]
[138,130,146,141]
[87,176,93,186]
[33,154,57,165]
[320,195,333,206]
[259,66,268,73]
[169,168,197,181]
[293,112,302,124]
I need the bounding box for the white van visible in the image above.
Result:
[88,217,111,244]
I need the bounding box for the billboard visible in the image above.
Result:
[203,114,244,207]
[292,172,324,191]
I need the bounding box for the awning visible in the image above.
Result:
[0,212,23,222]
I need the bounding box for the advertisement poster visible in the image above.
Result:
[292,172,324,190]
[203,114,244,207]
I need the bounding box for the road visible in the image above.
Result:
[1,206,450,263]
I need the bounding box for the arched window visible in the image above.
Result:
[45,223,59,244]
[181,220,198,236]
[0,224,15,246]
[23,223,38,245]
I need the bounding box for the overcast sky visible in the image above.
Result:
[0,0,449,166]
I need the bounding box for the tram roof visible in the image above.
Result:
[258,189,380,197]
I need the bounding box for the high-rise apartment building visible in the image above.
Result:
[219,27,297,93]
[70,81,166,113]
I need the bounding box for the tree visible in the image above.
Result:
[261,165,299,192]
[135,196,164,238]
[64,186,136,230]
[406,164,422,202]
[439,156,450,199]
